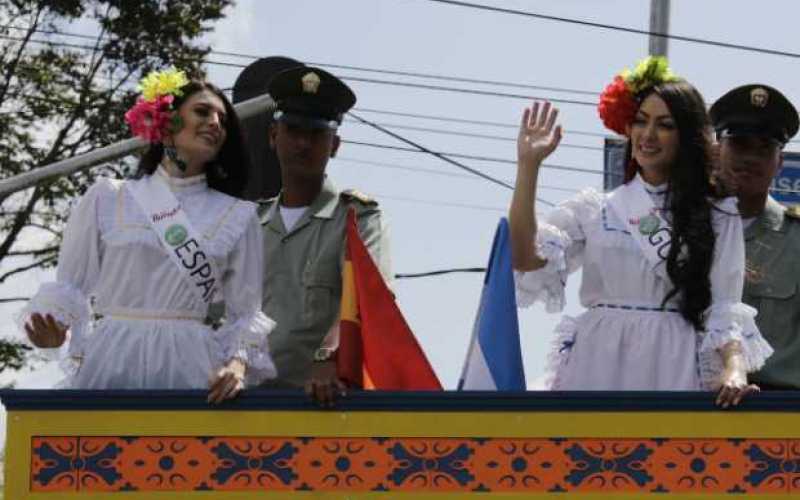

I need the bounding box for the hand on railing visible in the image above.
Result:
[207,358,246,404]
[305,360,347,408]
[715,341,760,408]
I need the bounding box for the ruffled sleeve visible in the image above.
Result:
[514,188,602,312]
[16,179,111,371]
[697,197,774,389]
[210,203,277,385]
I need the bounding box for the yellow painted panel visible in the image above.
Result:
[9,410,800,438]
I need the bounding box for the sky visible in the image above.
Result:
[3,0,800,453]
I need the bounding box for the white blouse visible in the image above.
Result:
[515,174,773,390]
[17,167,276,388]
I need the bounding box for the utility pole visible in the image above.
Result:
[649,0,670,57]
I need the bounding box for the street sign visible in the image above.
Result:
[771,151,800,205]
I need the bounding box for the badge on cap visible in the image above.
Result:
[751,87,769,108]
[301,72,321,94]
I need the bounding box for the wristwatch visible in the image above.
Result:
[313,346,337,362]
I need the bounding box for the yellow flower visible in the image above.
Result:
[138,67,189,102]
[621,56,679,95]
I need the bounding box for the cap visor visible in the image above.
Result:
[276,112,337,131]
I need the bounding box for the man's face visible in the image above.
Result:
[717,135,782,199]
[269,121,340,182]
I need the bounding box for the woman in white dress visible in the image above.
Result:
[509,57,772,407]
[19,69,275,403]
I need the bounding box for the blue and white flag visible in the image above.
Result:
[458,218,526,390]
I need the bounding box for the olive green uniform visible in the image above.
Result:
[743,196,800,389]
[258,177,391,388]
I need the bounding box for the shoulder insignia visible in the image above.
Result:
[341,189,378,206]
[785,205,800,219]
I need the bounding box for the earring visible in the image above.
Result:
[164,145,188,172]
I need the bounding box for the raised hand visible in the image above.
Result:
[517,101,563,171]
[24,313,67,348]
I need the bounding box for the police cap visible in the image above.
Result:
[710,84,799,146]
[268,66,356,131]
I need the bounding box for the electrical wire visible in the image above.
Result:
[342,140,604,175]
[352,107,609,138]
[335,157,581,193]
[343,118,604,151]
[396,267,485,279]
[423,0,800,59]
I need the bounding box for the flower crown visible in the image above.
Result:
[124,67,190,143]
[597,56,680,135]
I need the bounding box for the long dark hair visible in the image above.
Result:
[135,81,250,197]
[624,80,717,330]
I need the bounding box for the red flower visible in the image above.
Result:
[124,95,175,143]
[598,76,637,135]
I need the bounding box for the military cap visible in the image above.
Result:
[710,84,799,146]
[268,66,356,131]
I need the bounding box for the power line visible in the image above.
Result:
[304,61,597,96]
[396,267,486,279]
[204,57,597,107]
[375,193,507,212]
[337,74,596,107]
[342,140,604,175]
[423,0,800,59]
[0,32,598,109]
[350,112,555,206]
[335,157,581,193]
[4,25,600,98]
[352,107,609,138]
[344,118,604,151]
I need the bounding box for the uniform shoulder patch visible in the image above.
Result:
[340,189,378,206]
[785,205,800,219]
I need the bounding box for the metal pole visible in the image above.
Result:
[648,0,671,57]
[0,93,276,198]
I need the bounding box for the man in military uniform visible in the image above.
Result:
[258,66,391,403]
[710,84,800,390]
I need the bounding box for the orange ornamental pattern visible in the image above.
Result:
[30,436,800,494]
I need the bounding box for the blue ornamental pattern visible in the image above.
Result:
[27,436,800,494]
[564,442,654,488]
[387,441,475,487]
[210,441,299,485]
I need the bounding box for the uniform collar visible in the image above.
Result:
[308,176,340,220]
[263,176,340,235]
[746,195,787,240]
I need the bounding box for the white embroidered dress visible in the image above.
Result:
[516,174,773,390]
[18,167,277,388]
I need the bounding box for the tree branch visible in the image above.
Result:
[6,245,58,256]
[0,186,41,261]
[0,5,41,107]
[0,296,29,304]
[0,254,56,284]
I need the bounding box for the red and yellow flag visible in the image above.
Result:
[337,209,442,390]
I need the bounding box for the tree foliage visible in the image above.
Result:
[0,0,234,371]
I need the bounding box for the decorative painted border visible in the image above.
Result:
[29,436,800,494]
[8,390,800,498]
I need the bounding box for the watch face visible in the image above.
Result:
[314,348,334,362]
